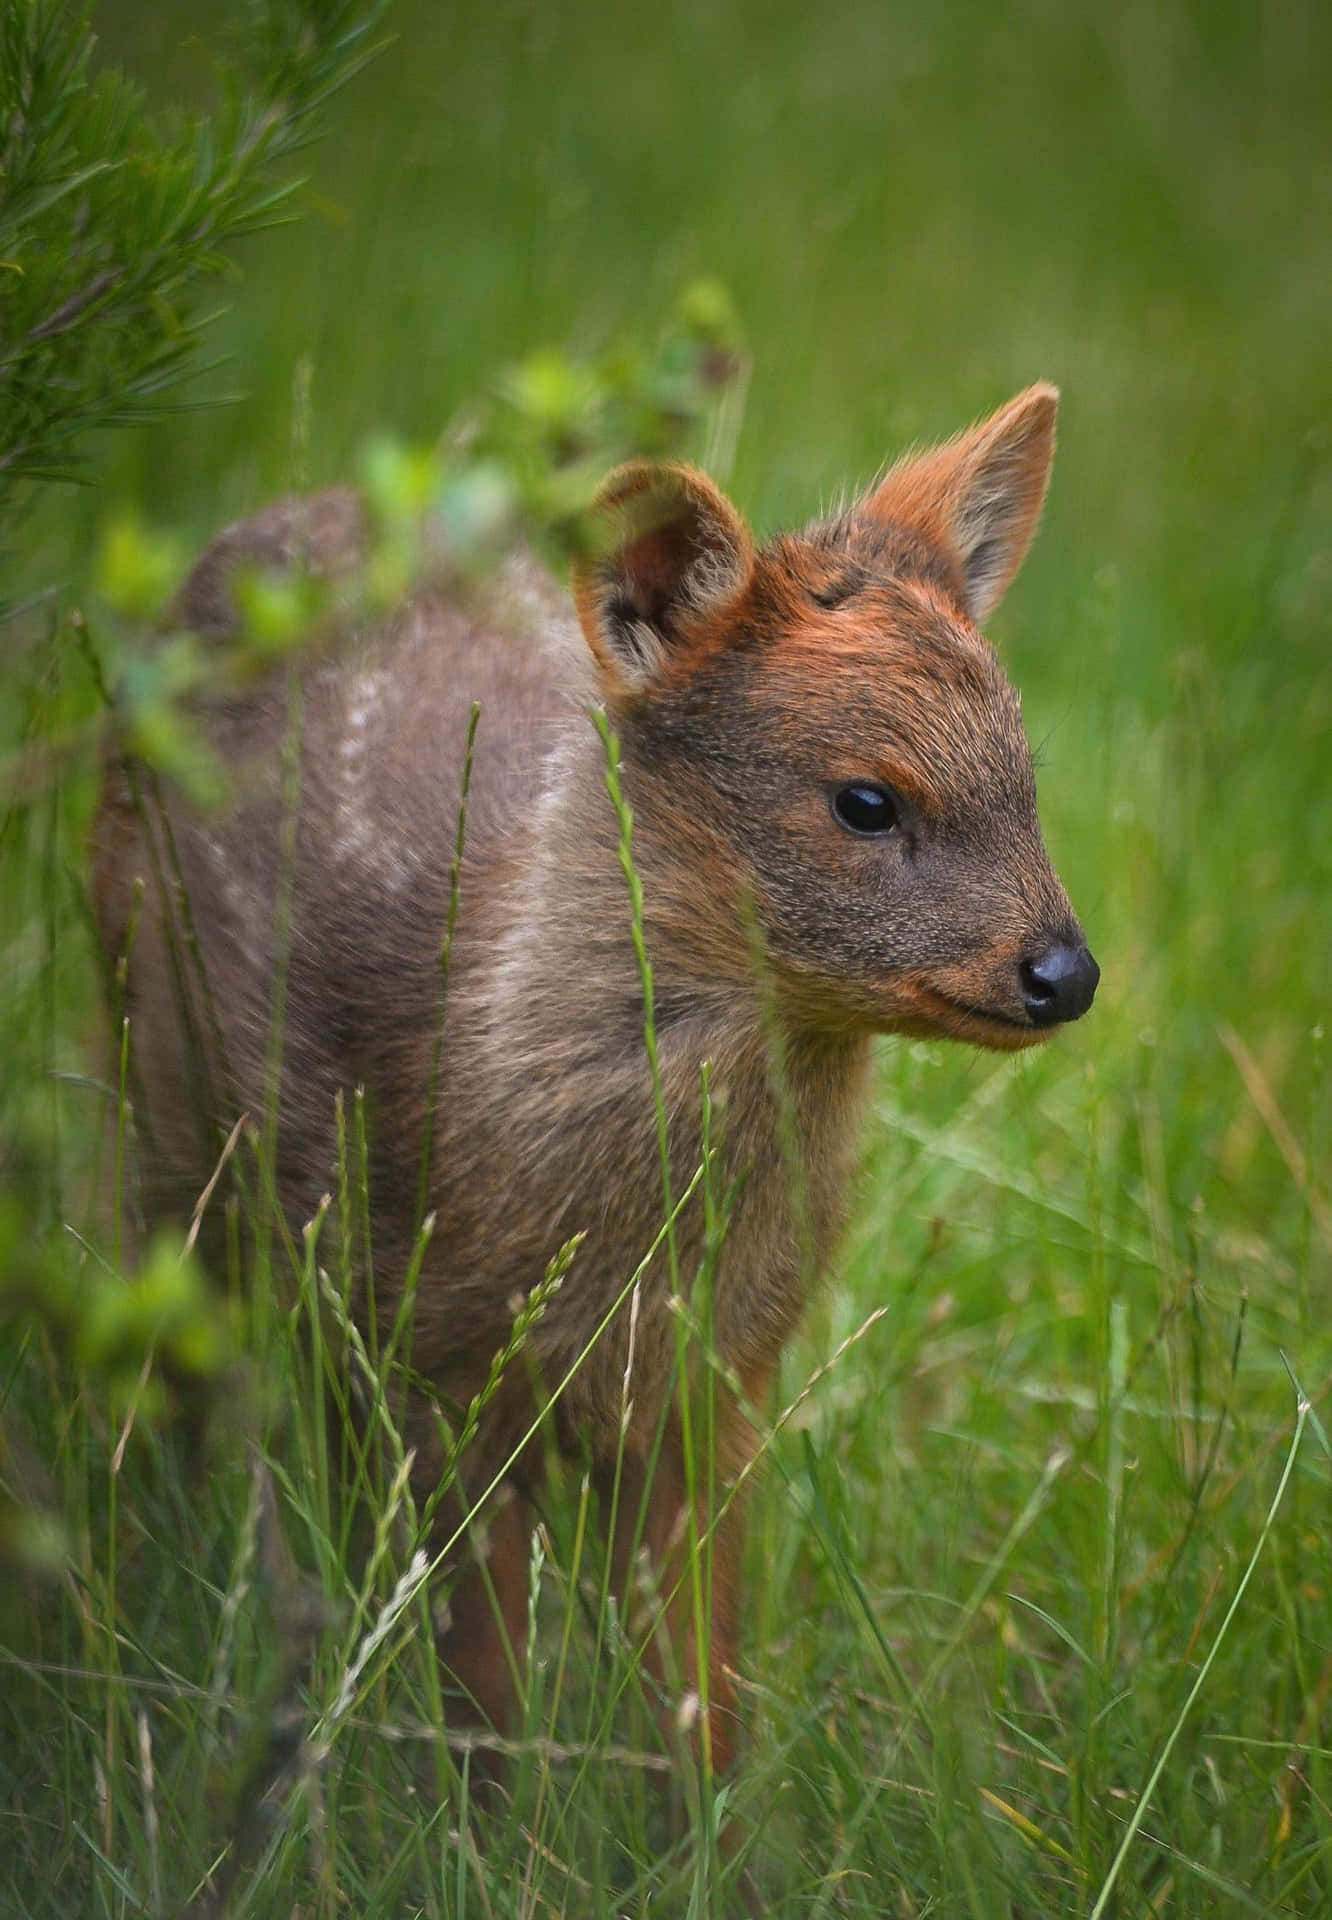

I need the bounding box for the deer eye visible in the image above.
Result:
[832,783,899,835]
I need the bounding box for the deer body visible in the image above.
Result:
[92,386,1097,1772]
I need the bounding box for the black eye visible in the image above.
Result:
[832,783,899,835]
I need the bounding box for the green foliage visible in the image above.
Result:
[93,509,188,619]
[3,1208,229,1403]
[0,0,388,524]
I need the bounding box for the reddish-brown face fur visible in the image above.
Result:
[612,514,1079,1048]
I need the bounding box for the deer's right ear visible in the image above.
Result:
[571,463,755,698]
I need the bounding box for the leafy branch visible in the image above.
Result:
[0,0,390,518]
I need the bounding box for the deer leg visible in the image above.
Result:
[432,1478,533,1795]
[607,1432,748,1784]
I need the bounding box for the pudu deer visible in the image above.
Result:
[91,383,1098,1782]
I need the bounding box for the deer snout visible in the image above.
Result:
[1020,941,1100,1027]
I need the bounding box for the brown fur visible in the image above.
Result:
[90,384,1095,1780]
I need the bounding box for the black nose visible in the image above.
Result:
[1021,943,1100,1028]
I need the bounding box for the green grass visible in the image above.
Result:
[3,0,1332,1912]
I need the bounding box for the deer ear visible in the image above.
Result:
[571,463,755,696]
[865,383,1058,622]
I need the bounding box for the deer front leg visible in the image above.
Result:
[432,1477,533,1796]
[607,1427,750,1784]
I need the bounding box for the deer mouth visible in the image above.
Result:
[933,993,1030,1030]
[901,985,1047,1052]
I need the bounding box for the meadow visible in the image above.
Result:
[2,0,1331,1912]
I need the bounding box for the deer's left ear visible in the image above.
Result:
[864,383,1058,622]
[571,463,755,699]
